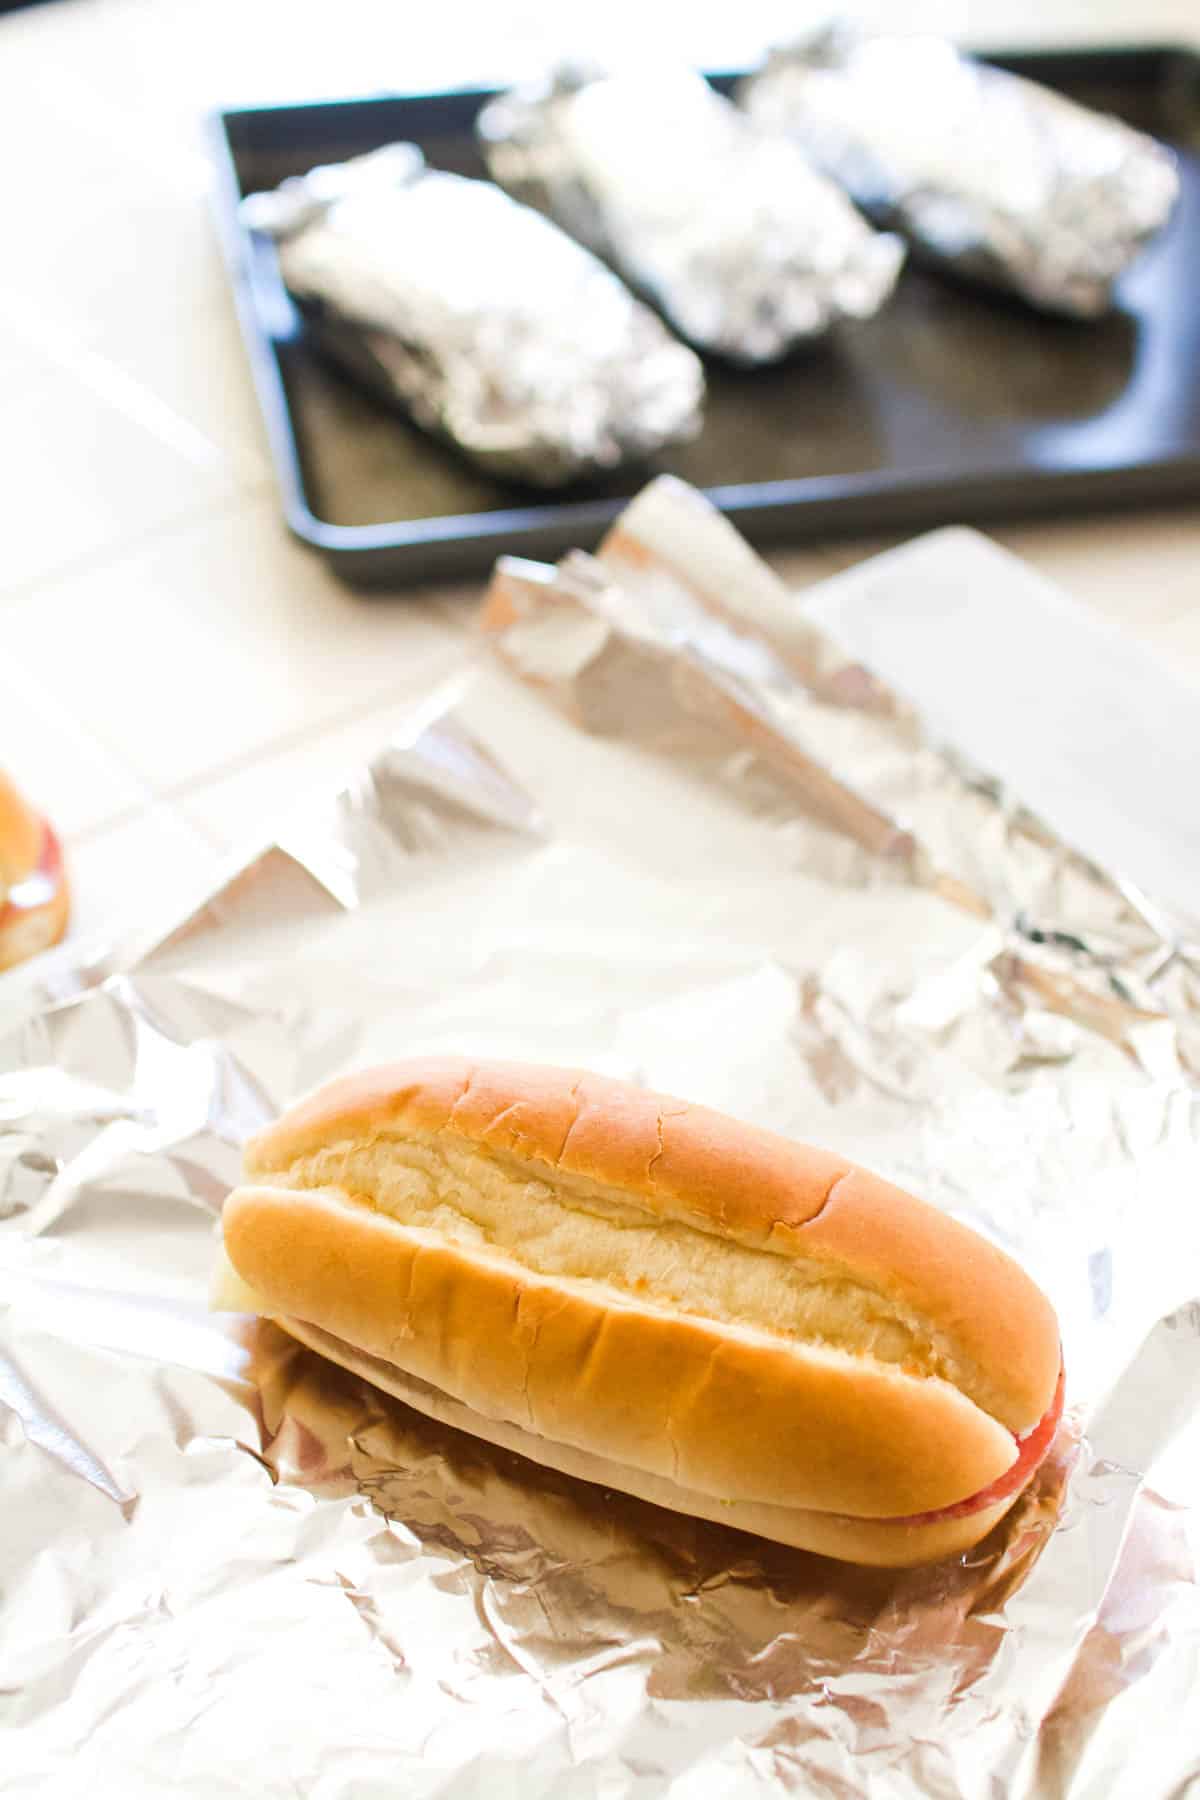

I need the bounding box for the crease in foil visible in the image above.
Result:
[240,142,704,484]
[740,27,1180,317]
[3,489,1200,1796]
[478,65,904,362]
[484,475,1200,1083]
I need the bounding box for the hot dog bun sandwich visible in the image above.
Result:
[0,771,69,973]
[215,1059,1064,1566]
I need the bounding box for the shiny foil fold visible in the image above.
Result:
[486,478,1200,1079]
[741,28,1180,317]
[3,483,1200,1796]
[241,143,704,484]
[478,67,904,362]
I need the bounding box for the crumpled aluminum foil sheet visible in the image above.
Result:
[489,477,1200,1081]
[4,488,1200,1796]
[478,66,904,363]
[740,28,1180,317]
[240,143,704,484]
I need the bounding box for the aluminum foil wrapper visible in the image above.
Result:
[741,29,1181,317]
[4,485,1200,1795]
[478,67,904,363]
[240,143,704,485]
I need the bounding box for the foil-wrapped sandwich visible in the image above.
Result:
[741,30,1180,318]
[477,67,905,364]
[240,144,704,485]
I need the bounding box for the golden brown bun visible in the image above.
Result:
[224,1181,1023,1517]
[211,1249,1026,1567]
[0,772,69,973]
[276,1312,1023,1568]
[222,1059,1060,1551]
[0,772,44,891]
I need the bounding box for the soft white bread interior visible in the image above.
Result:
[220,1059,1061,1543]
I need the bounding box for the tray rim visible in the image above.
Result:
[207,43,1200,586]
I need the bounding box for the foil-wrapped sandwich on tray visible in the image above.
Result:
[240,143,704,485]
[477,65,905,362]
[742,27,1180,316]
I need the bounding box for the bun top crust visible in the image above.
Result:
[0,772,44,894]
[246,1057,1061,1435]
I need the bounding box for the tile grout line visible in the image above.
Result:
[30,534,948,855]
[51,547,882,856]
[0,286,265,486]
[59,636,474,850]
[0,482,274,615]
[67,798,225,857]
[147,641,471,801]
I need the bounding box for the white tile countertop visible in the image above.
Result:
[1,0,1198,960]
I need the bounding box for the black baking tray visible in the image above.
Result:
[210,47,1200,586]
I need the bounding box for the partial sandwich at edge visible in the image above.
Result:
[0,772,69,974]
[215,1058,1064,1567]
